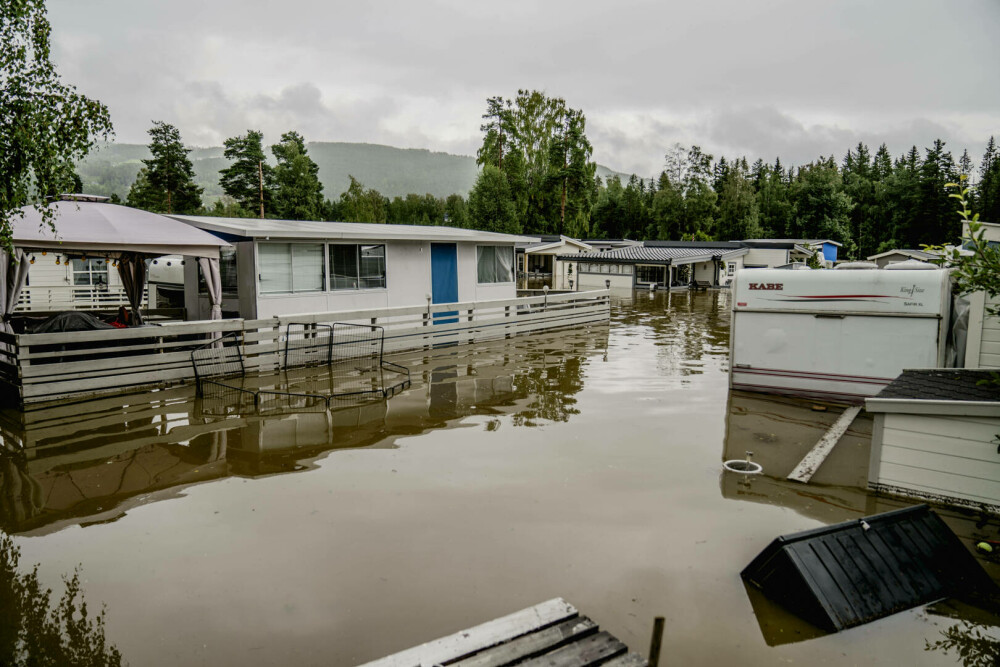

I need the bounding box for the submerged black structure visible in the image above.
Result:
[741,505,997,632]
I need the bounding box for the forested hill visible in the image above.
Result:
[75,141,625,202]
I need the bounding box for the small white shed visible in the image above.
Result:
[866,369,1000,511]
[168,216,526,319]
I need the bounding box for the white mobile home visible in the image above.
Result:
[729,268,953,402]
[518,235,593,290]
[168,216,525,319]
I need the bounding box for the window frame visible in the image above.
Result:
[257,241,326,295]
[71,257,109,288]
[476,245,515,285]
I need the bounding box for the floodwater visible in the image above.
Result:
[1,290,998,665]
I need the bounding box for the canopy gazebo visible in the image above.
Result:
[3,196,230,329]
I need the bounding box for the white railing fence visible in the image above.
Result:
[16,286,149,311]
[1,290,610,405]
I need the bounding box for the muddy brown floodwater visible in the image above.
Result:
[2,290,999,665]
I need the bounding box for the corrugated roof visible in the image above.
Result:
[872,369,1000,402]
[563,245,747,264]
[168,215,528,244]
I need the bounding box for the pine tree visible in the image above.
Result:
[271,131,324,221]
[978,137,1000,223]
[219,130,273,217]
[128,121,202,214]
[468,165,519,234]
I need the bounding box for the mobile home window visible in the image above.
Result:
[477,246,514,283]
[199,248,239,296]
[259,243,324,294]
[328,244,386,290]
[71,258,109,288]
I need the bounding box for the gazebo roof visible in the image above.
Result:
[12,200,231,258]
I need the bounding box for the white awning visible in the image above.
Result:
[12,201,231,258]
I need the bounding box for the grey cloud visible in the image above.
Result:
[45,0,1000,174]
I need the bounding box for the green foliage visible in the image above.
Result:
[926,176,1000,314]
[0,0,113,252]
[126,121,201,214]
[271,131,324,221]
[788,157,853,244]
[468,165,520,234]
[336,176,386,223]
[715,159,763,241]
[0,532,123,666]
[219,129,273,216]
[475,91,597,235]
[978,136,1000,223]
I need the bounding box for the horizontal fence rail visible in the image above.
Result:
[16,286,149,311]
[1,289,610,406]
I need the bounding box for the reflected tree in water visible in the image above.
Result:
[0,532,123,666]
[510,356,584,427]
[925,621,1000,667]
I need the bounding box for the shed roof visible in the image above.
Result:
[866,248,939,261]
[169,215,527,244]
[13,201,230,258]
[872,369,1000,402]
[742,505,996,632]
[562,245,748,265]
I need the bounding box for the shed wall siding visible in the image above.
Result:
[743,247,788,268]
[577,272,632,291]
[875,412,1000,507]
[979,294,1000,369]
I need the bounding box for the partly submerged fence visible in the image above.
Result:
[0,289,610,406]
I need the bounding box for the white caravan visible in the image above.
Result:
[729,268,954,402]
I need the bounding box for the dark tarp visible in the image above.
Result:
[29,311,115,334]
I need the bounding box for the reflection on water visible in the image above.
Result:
[4,290,1000,665]
[0,532,123,665]
[0,325,607,534]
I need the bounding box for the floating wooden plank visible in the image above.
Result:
[450,617,598,667]
[360,598,646,667]
[787,404,862,483]
[517,631,626,667]
[358,598,579,667]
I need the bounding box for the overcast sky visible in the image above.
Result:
[49,0,1000,177]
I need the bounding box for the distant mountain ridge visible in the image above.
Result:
[75,141,627,203]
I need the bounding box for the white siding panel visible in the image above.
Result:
[981,309,1000,369]
[878,461,1000,506]
[883,413,1000,441]
[881,444,1000,480]
[875,412,1000,507]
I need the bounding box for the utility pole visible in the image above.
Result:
[258,160,265,219]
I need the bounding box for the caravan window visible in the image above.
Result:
[259,243,324,294]
[477,246,514,283]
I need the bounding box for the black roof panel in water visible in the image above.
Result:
[741,505,996,632]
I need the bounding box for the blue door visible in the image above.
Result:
[431,243,458,324]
